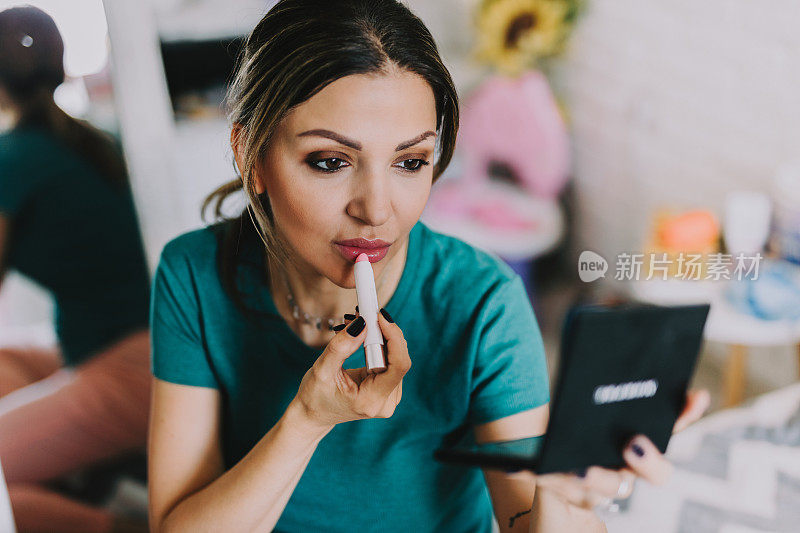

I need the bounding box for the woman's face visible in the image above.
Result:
[253,68,438,288]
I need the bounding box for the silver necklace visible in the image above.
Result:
[282,272,339,331]
[262,247,337,330]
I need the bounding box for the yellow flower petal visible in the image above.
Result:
[474,0,572,72]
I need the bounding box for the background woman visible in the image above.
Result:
[0,6,151,532]
[148,1,708,531]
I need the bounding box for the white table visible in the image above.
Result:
[629,279,800,407]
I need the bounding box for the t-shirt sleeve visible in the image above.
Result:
[467,274,550,425]
[150,241,219,388]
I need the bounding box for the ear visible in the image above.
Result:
[231,123,265,195]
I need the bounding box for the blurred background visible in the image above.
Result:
[1,0,799,531]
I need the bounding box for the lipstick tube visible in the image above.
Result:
[354,253,387,373]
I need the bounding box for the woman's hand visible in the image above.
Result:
[291,308,411,430]
[530,389,711,526]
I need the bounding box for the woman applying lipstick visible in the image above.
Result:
[147,1,709,531]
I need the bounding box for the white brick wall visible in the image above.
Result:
[549,0,800,267]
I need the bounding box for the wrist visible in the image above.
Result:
[531,483,607,533]
[282,398,335,442]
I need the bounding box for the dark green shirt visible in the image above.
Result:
[151,219,550,532]
[0,125,151,365]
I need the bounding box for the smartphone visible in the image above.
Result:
[434,302,710,474]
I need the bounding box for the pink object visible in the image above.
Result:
[353,252,386,373]
[472,201,538,230]
[458,71,570,199]
[427,181,540,231]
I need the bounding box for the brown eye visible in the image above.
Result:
[396,159,430,173]
[310,158,349,172]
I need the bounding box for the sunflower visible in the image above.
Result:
[474,0,572,75]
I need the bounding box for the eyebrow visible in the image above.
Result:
[297,129,436,152]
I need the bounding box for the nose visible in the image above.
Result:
[346,165,392,227]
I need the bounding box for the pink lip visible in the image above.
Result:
[334,239,391,263]
[336,238,391,249]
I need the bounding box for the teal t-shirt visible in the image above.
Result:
[151,219,550,532]
[0,125,151,365]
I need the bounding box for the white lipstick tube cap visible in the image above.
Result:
[365,343,386,373]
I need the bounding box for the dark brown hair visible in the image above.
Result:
[0,6,128,189]
[202,0,460,317]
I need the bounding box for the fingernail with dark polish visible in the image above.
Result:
[344,313,356,321]
[347,316,365,336]
[379,307,394,323]
[631,443,645,457]
[332,323,345,332]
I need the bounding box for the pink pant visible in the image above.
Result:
[0,328,151,532]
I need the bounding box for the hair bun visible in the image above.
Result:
[0,6,65,98]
